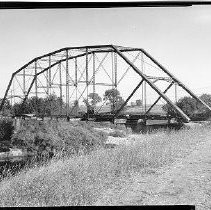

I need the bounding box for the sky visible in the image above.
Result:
[0,5,211,101]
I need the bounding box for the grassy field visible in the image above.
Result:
[0,123,210,206]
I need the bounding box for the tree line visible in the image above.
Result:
[0,88,125,117]
[1,90,211,120]
[162,93,211,120]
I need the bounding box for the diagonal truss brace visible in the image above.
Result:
[145,81,174,115]
[112,45,190,123]
[140,49,211,113]
[114,79,144,118]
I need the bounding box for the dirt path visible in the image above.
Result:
[96,134,211,209]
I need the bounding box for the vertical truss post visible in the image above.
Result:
[75,57,78,115]
[35,61,38,99]
[23,69,26,96]
[66,50,69,117]
[34,60,38,116]
[114,52,117,112]
[141,52,147,116]
[86,48,89,117]
[48,56,52,118]
[144,81,147,114]
[46,67,49,96]
[48,55,51,96]
[93,52,96,112]
[141,53,144,108]
[111,52,115,113]
[114,52,117,88]
[59,62,62,116]
[111,52,114,87]
[175,83,177,103]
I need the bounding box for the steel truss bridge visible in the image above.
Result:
[1,45,211,128]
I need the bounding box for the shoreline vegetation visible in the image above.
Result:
[0,118,210,206]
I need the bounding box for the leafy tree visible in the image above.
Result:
[162,103,177,116]
[83,93,102,115]
[104,88,120,104]
[162,96,197,117]
[0,98,11,110]
[162,94,211,120]
[83,98,94,115]
[0,118,14,152]
[88,93,102,106]
[0,118,14,142]
[44,94,63,116]
[13,102,25,115]
[12,94,65,116]
[0,98,12,115]
[74,100,79,107]
[29,97,46,115]
[71,100,79,116]
[177,96,198,116]
[104,88,125,111]
[136,99,142,106]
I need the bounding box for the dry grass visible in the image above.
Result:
[0,124,210,206]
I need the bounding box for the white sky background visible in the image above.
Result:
[0,5,211,101]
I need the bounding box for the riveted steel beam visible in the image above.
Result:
[140,49,211,112]
[112,45,190,123]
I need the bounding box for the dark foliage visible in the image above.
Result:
[162,94,211,120]
[104,88,125,112]
[0,118,14,144]
[12,94,64,116]
[11,120,108,159]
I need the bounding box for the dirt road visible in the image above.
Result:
[96,133,211,209]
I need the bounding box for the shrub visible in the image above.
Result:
[0,118,14,151]
[0,118,14,142]
[11,119,108,160]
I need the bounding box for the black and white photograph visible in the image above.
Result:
[0,1,210,208]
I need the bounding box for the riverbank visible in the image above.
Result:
[0,124,210,206]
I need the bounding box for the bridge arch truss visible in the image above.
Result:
[1,44,211,122]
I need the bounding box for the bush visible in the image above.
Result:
[0,118,14,142]
[11,119,108,160]
[162,94,211,120]
[0,118,14,151]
